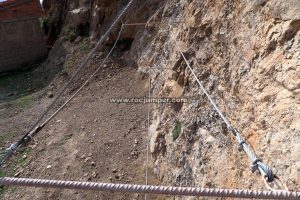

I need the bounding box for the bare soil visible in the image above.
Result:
[0,45,161,199]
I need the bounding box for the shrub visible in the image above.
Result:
[62,27,77,42]
[79,37,89,51]
[172,120,182,141]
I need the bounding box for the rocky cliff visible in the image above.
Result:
[44,0,299,192]
[133,0,300,192]
[2,0,298,199]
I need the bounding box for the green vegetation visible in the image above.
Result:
[172,120,182,141]
[8,95,32,109]
[18,146,32,155]
[0,169,6,196]
[0,170,6,177]
[38,17,47,29]
[0,134,14,147]
[0,147,32,196]
[16,147,32,167]
[0,147,32,197]
[0,168,10,197]
[62,27,77,42]
[62,59,74,76]
[79,37,89,51]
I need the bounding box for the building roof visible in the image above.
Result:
[0,0,19,7]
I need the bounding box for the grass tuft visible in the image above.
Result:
[8,95,32,109]
[62,27,77,42]
[172,120,182,141]
[0,170,6,196]
[79,38,89,51]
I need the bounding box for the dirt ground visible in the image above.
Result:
[0,43,163,199]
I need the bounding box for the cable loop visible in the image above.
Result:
[257,162,274,182]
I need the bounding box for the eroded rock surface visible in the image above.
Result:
[133,0,300,193]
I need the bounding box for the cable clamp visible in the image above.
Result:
[251,158,262,173]
[231,128,245,151]
[24,135,32,141]
[237,140,246,152]
[25,125,43,141]
[251,159,274,182]
[6,143,17,152]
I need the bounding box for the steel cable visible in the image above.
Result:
[170,31,275,182]
[28,25,124,139]
[145,66,152,200]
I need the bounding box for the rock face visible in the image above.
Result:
[44,0,299,194]
[131,0,300,193]
[42,0,161,42]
